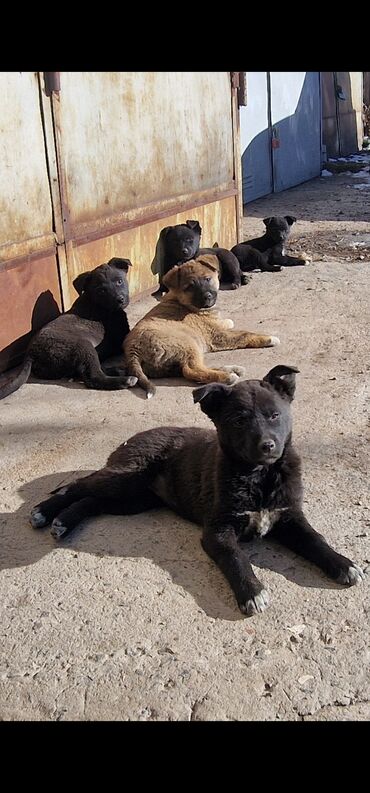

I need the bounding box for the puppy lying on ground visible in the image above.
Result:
[0,258,137,399]
[124,255,279,398]
[30,365,364,616]
[232,215,308,273]
[151,219,248,295]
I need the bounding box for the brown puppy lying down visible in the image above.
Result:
[123,255,280,398]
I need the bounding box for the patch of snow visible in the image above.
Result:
[353,183,370,190]
[321,169,333,177]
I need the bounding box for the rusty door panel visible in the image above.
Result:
[0,253,62,373]
[62,196,237,308]
[52,72,234,233]
[0,72,55,262]
[336,72,363,154]
[322,72,363,157]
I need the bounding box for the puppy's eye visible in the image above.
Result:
[269,412,280,421]
[116,279,123,285]
[205,276,211,282]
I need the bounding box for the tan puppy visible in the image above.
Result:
[124,255,280,398]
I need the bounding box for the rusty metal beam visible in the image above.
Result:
[68,184,238,248]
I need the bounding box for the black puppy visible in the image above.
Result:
[232,216,307,273]
[151,219,248,295]
[0,258,137,399]
[30,365,364,616]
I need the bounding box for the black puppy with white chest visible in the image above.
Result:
[30,365,364,616]
[151,219,247,295]
[0,257,137,399]
[232,215,307,273]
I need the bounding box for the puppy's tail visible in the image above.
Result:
[0,357,32,400]
[127,354,156,399]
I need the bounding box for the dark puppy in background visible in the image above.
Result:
[151,219,248,295]
[0,258,137,399]
[30,365,364,616]
[232,215,308,273]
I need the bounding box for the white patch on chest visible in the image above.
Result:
[236,507,288,537]
[281,247,285,256]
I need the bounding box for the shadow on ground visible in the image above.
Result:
[0,470,346,622]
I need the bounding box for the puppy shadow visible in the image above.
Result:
[27,375,86,391]
[244,538,344,590]
[0,472,343,624]
[0,470,240,620]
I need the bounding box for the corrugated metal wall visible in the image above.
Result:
[0,72,241,372]
[240,72,321,203]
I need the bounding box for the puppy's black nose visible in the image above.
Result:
[203,292,215,306]
[261,439,276,453]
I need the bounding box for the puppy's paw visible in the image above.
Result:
[336,564,365,586]
[268,336,280,346]
[220,365,246,378]
[30,507,48,529]
[123,376,138,388]
[145,384,156,400]
[298,253,312,264]
[272,265,282,272]
[239,589,270,616]
[230,283,240,290]
[50,518,69,540]
[220,318,234,329]
[241,273,250,285]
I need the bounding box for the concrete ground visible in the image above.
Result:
[0,168,369,721]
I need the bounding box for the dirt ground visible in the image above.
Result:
[0,167,369,722]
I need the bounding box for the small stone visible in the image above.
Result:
[289,624,306,636]
[298,674,314,686]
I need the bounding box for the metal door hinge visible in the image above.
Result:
[44,72,61,97]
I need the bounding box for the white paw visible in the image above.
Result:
[223,319,234,329]
[221,365,246,377]
[30,508,47,528]
[239,589,270,616]
[337,564,365,586]
[269,336,280,346]
[50,519,68,540]
[227,373,239,385]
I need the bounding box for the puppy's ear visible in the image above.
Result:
[162,265,182,290]
[73,271,92,295]
[263,217,273,227]
[285,216,297,226]
[151,226,173,275]
[186,220,202,234]
[196,254,219,273]
[212,241,219,248]
[263,365,300,401]
[193,382,232,417]
[107,257,132,271]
